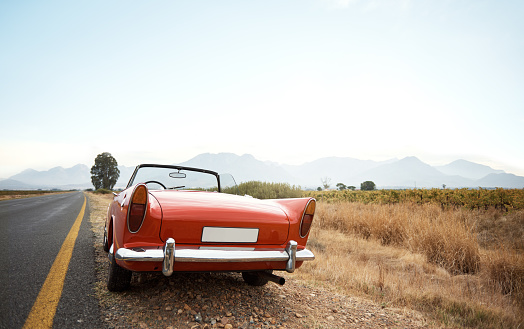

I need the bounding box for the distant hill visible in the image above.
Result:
[0,179,37,190]
[476,173,524,189]
[2,164,136,190]
[1,153,523,190]
[435,159,505,180]
[175,154,520,189]
[281,156,394,187]
[9,164,91,186]
[178,153,297,185]
[350,156,473,188]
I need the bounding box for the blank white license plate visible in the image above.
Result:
[201,227,259,243]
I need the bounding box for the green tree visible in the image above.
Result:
[347,186,356,191]
[336,183,347,191]
[91,152,120,190]
[360,181,376,191]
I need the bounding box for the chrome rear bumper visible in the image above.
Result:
[111,239,315,276]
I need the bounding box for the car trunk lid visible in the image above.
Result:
[152,191,290,245]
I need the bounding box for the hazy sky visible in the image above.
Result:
[1,0,523,178]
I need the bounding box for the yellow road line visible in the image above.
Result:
[23,195,86,329]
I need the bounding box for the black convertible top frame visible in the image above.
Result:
[126,164,221,191]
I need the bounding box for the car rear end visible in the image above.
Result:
[115,188,315,272]
[106,166,316,291]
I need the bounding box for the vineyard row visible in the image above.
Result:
[304,188,524,211]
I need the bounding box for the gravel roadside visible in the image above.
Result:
[88,193,435,329]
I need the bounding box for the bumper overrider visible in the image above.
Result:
[110,238,315,276]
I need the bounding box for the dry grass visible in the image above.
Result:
[484,249,524,301]
[476,209,524,251]
[314,202,481,274]
[0,190,70,201]
[86,192,523,328]
[295,202,524,328]
[86,191,111,232]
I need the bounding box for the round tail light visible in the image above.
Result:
[300,199,316,237]
[128,184,148,233]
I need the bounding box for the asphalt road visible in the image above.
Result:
[0,192,102,329]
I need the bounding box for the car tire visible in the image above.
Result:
[242,270,271,286]
[107,247,132,292]
[102,229,109,253]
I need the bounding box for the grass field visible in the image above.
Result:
[0,190,70,201]
[88,185,524,328]
[297,201,524,328]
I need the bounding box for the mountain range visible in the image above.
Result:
[1,153,523,190]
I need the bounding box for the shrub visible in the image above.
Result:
[410,219,480,274]
[235,181,302,199]
[94,188,113,195]
[484,249,524,304]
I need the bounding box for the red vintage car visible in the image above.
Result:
[103,164,315,291]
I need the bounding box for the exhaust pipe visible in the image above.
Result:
[258,271,285,285]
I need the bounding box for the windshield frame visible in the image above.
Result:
[126,164,222,191]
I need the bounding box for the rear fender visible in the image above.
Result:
[270,197,315,246]
[115,191,164,251]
